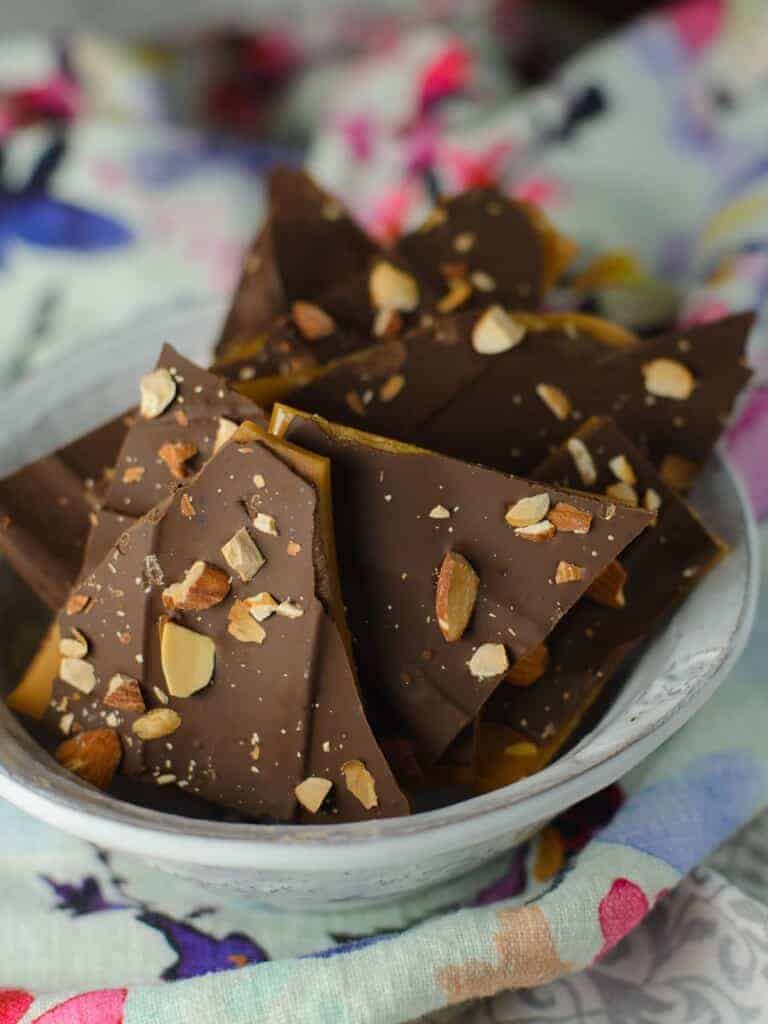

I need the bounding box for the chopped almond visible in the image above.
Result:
[505,492,550,528]
[567,438,597,487]
[292,300,336,340]
[295,776,333,814]
[65,593,90,615]
[59,628,89,660]
[437,277,473,313]
[60,658,97,694]
[508,644,550,686]
[122,465,146,484]
[606,481,639,507]
[536,383,571,421]
[587,560,627,609]
[379,373,406,402]
[132,708,181,741]
[214,417,238,453]
[472,306,526,354]
[244,592,279,622]
[252,512,279,536]
[140,367,176,419]
[369,262,419,312]
[104,674,146,713]
[514,521,556,542]
[341,760,378,810]
[162,561,230,611]
[643,358,694,399]
[608,454,637,485]
[158,441,198,481]
[160,621,216,697]
[548,502,592,535]
[56,728,122,789]
[644,488,662,514]
[436,551,479,643]
[467,643,509,680]
[555,561,585,584]
[221,527,265,581]
[227,600,267,643]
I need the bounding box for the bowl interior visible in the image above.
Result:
[0,300,759,864]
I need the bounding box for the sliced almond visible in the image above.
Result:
[505,492,550,528]
[132,708,182,741]
[471,306,526,354]
[605,481,639,507]
[536,383,571,421]
[158,441,198,481]
[341,759,378,810]
[160,621,215,697]
[437,277,473,313]
[292,300,336,340]
[587,560,627,609]
[608,454,637,485]
[140,367,176,419]
[555,561,586,584]
[214,417,238,453]
[429,504,451,520]
[65,593,90,616]
[276,599,304,619]
[548,502,592,535]
[295,776,333,814]
[508,644,550,686]
[59,628,89,660]
[227,600,267,643]
[122,465,146,484]
[643,358,694,399]
[369,262,419,312]
[566,438,597,487]
[104,674,146,713]
[244,592,279,622]
[467,643,509,680]
[60,658,97,694]
[252,512,279,536]
[644,488,662,514]
[379,373,405,402]
[56,728,121,789]
[221,527,265,582]
[514,521,556,542]
[162,560,230,611]
[659,454,698,492]
[436,551,479,643]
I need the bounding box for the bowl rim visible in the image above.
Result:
[0,302,760,871]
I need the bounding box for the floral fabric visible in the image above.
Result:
[1,2,768,1022]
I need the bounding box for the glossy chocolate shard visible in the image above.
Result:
[395,187,547,313]
[476,415,725,790]
[45,424,407,823]
[215,168,379,359]
[271,407,652,762]
[104,344,267,519]
[0,415,128,609]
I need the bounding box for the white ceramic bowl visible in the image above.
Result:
[0,301,759,910]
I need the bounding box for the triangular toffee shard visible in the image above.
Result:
[476,415,725,792]
[46,423,408,823]
[215,168,378,359]
[271,407,652,762]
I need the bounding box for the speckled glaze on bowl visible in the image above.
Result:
[0,301,759,910]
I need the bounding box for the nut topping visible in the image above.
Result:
[341,760,379,810]
[555,561,586,584]
[56,728,121,790]
[276,599,304,619]
[227,600,267,643]
[659,454,698,492]
[471,270,496,292]
[214,417,238,453]
[374,308,403,339]
[65,593,90,615]
[162,560,230,612]
[291,300,336,340]
[122,466,146,484]
[644,488,662,514]
[379,373,406,402]
[140,367,177,419]
[158,441,198,481]
[244,592,279,622]
[536,383,571,421]
[608,454,637,485]
[471,306,526,354]
[429,504,451,519]
[548,502,592,534]
[369,261,419,312]
[221,527,265,581]
[180,494,196,519]
[252,512,279,536]
[104,674,146,713]
[295,776,333,814]
[132,708,182,741]
[437,277,473,313]
[566,438,597,487]
[160,621,216,697]
[587,560,627,609]
[605,481,639,507]
[508,644,550,686]
[436,551,479,643]
[453,231,475,253]
[642,358,695,399]
[514,520,556,542]
[60,658,97,694]
[505,492,550,528]
[59,628,88,659]
[467,643,509,680]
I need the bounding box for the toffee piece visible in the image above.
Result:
[45,423,407,823]
[476,416,725,791]
[271,406,652,762]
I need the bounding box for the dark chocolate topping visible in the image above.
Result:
[47,431,407,823]
[275,409,652,761]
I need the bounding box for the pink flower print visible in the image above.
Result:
[0,990,34,1024]
[366,184,418,244]
[728,385,768,521]
[33,989,127,1024]
[405,120,440,177]
[341,114,376,163]
[665,0,724,55]
[0,73,80,139]
[680,299,731,326]
[512,175,563,209]
[597,878,649,958]
[418,41,472,113]
[442,141,513,190]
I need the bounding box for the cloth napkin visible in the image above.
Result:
[1,3,768,1022]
